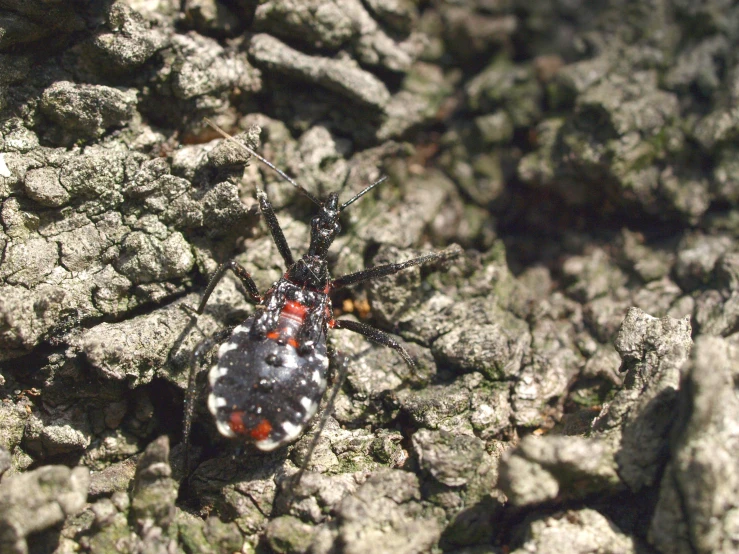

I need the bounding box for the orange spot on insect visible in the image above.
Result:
[287,338,299,349]
[266,330,280,340]
[250,419,272,441]
[228,412,272,441]
[228,411,247,434]
[328,319,336,329]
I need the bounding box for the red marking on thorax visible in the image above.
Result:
[282,300,307,321]
[264,301,309,347]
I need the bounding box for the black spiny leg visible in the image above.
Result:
[330,246,461,289]
[197,260,262,314]
[332,319,414,368]
[183,326,234,473]
[257,189,294,267]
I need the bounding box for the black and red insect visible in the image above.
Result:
[183,122,459,464]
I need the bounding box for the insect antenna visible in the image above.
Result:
[340,176,387,211]
[204,118,322,206]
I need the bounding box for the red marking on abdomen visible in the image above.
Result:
[250,419,273,441]
[264,306,303,347]
[282,300,308,322]
[228,411,247,434]
[266,327,299,349]
[228,411,273,441]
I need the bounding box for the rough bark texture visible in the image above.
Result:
[1,1,738,553]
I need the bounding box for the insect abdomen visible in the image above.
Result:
[208,313,329,450]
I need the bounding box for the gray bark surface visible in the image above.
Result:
[1,1,738,553]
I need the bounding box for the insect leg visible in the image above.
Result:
[330,245,461,289]
[294,348,349,485]
[196,260,262,314]
[183,326,234,473]
[332,319,414,369]
[257,189,295,268]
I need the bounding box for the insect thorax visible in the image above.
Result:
[285,256,331,290]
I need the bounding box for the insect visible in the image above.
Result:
[183,120,460,472]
